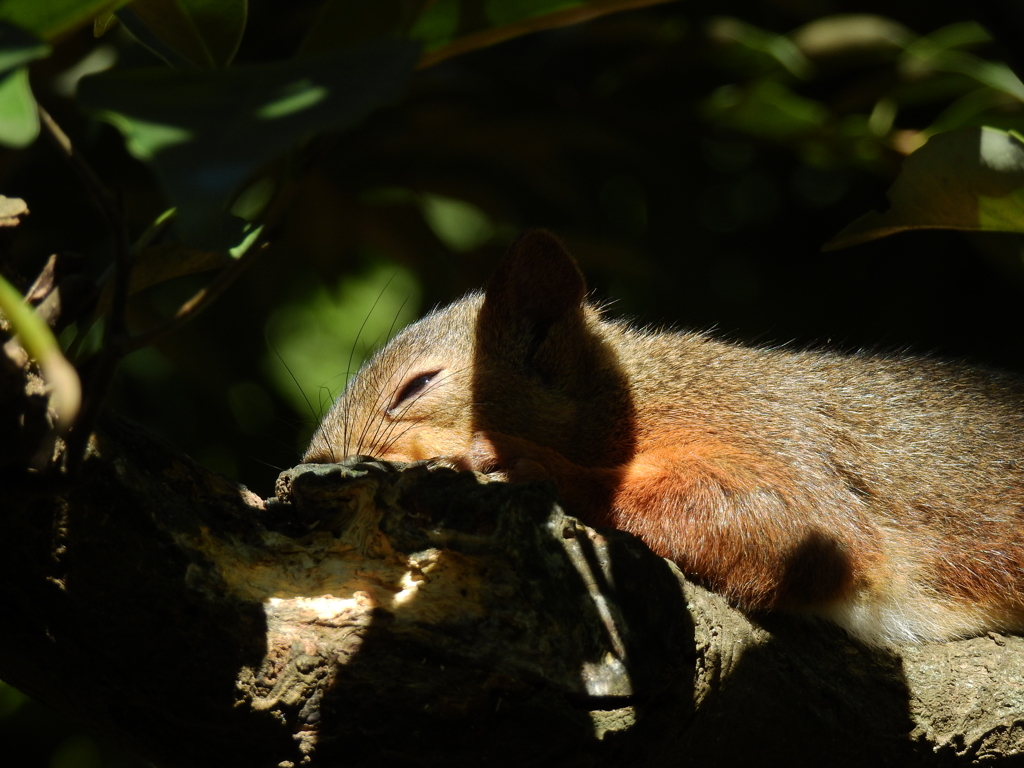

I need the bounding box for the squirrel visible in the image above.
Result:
[304,230,1024,646]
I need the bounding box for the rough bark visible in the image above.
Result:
[1,379,1023,766]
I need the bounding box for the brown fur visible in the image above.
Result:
[305,231,1024,644]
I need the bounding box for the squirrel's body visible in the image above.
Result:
[306,232,1024,645]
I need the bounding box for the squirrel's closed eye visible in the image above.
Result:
[390,371,441,412]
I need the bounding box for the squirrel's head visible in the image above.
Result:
[304,231,630,467]
[303,291,482,463]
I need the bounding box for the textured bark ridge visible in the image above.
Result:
[1,416,1023,766]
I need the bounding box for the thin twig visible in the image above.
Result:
[37,106,122,237]
[417,0,674,69]
[121,242,266,353]
[39,106,135,476]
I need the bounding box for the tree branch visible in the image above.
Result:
[0,363,1021,765]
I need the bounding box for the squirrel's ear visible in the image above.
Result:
[477,231,591,374]
[480,230,586,333]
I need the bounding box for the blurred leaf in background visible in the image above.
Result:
[78,40,421,247]
[704,15,1024,168]
[267,257,421,432]
[112,0,248,68]
[827,126,1024,249]
[0,680,26,718]
[0,22,51,147]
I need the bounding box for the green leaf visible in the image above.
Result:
[824,127,1024,250]
[790,14,912,60]
[0,679,28,717]
[922,88,1016,137]
[0,66,38,147]
[78,41,420,248]
[708,17,812,78]
[908,21,991,55]
[267,260,421,417]
[0,0,129,41]
[420,194,494,252]
[702,79,829,140]
[918,50,1024,102]
[0,23,49,147]
[118,0,247,68]
[409,0,458,47]
[901,22,1024,103]
[0,21,49,73]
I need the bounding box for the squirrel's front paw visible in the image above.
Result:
[449,432,552,484]
[432,433,503,476]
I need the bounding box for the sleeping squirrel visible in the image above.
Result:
[304,230,1024,645]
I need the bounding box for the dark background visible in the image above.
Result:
[2,0,1024,764]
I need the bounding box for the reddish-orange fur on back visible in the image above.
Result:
[306,231,1024,645]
